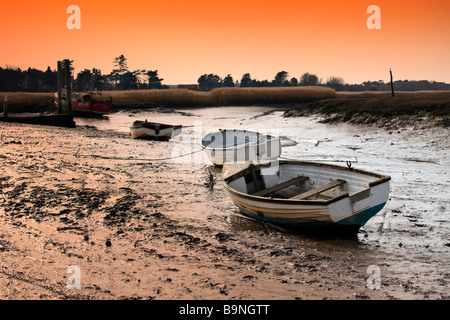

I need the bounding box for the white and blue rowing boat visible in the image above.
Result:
[222,160,391,232]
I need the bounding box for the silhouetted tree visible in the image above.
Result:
[23,68,44,92]
[42,66,57,90]
[300,73,319,86]
[198,74,222,91]
[326,76,345,90]
[111,54,128,89]
[290,77,298,86]
[91,68,104,92]
[122,71,140,90]
[240,73,252,87]
[272,71,289,86]
[146,70,164,89]
[75,69,93,91]
[223,74,235,87]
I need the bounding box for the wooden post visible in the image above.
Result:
[390,68,395,97]
[2,95,7,118]
[64,59,72,115]
[57,61,63,114]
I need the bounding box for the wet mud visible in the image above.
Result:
[0,107,448,300]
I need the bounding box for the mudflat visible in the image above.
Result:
[0,108,448,300]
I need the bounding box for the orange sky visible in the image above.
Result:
[1,0,449,85]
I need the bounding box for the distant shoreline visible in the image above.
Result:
[1,89,449,128]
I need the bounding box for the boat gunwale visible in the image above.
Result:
[202,129,279,151]
[130,121,182,130]
[222,160,391,206]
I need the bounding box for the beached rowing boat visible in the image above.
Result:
[130,120,182,141]
[222,160,390,232]
[202,129,282,166]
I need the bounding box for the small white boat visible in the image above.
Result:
[130,120,182,141]
[222,160,391,232]
[202,129,282,166]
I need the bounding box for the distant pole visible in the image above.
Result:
[64,59,72,115]
[390,68,395,97]
[2,95,7,118]
[57,61,63,114]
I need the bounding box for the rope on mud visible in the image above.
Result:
[75,149,204,162]
[279,156,359,164]
[58,151,359,163]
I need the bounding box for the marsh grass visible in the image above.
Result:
[2,86,337,112]
[0,92,53,104]
[285,91,450,127]
[0,92,55,113]
[310,91,450,116]
[103,89,211,108]
[209,86,337,106]
[105,86,337,108]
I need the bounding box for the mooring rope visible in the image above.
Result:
[279,155,359,164]
[74,148,204,162]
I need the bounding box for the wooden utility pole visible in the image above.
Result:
[57,61,63,114]
[390,68,395,97]
[64,59,73,115]
[2,95,7,118]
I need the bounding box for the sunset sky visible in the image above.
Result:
[1,0,449,85]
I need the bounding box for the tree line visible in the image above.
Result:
[0,55,164,92]
[1,55,449,92]
[197,72,450,92]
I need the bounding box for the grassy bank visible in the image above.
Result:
[1,86,337,113]
[3,89,449,128]
[104,86,337,109]
[0,92,55,113]
[284,91,450,127]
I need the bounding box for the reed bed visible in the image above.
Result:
[210,86,337,106]
[0,92,54,105]
[0,92,55,113]
[102,89,211,107]
[104,86,337,108]
[2,86,337,112]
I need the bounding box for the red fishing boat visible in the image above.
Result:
[55,89,112,117]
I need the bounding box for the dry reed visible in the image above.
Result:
[0,92,54,105]
[210,86,337,105]
[104,86,337,107]
[2,86,337,110]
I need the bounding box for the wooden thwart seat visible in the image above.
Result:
[252,176,309,197]
[290,179,346,200]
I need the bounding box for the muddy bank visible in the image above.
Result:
[0,111,449,300]
[284,91,450,128]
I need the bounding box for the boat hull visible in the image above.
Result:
[202,129,282,166]
[235,201,387,229]
[223,160,390,231]
[54,91,111,117]
[72,101,111,117]
[130,121,182,141]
